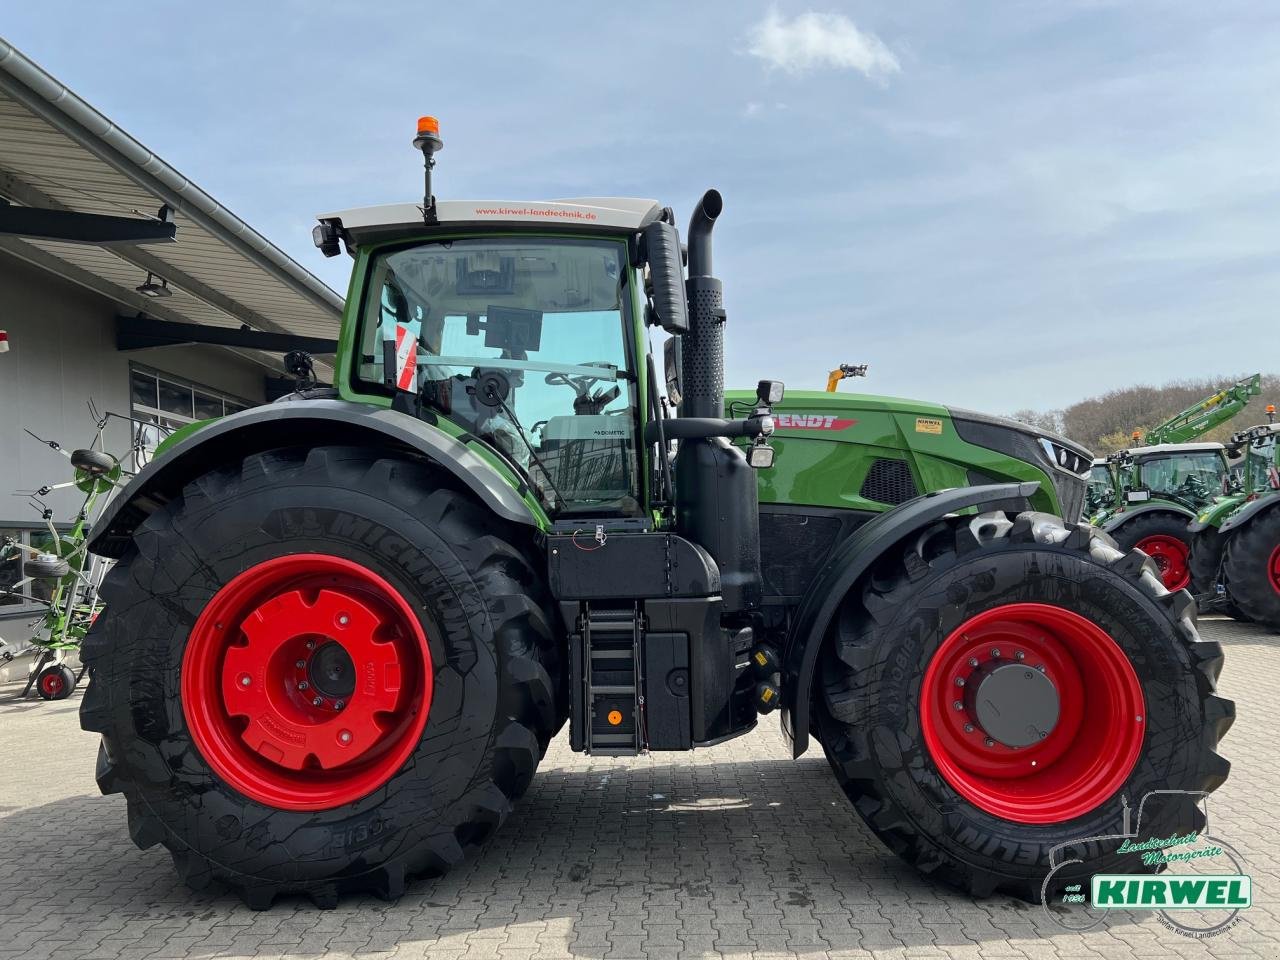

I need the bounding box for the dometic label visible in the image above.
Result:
[774,414,857,431]
[1090,875,1251,909]
[915,417,944,435]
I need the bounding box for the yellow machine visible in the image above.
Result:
[826,363,868,392]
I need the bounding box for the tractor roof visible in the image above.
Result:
[319,197,664,246]
[1127,441,1225,457]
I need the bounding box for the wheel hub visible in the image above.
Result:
[308,641,357,701]
[968,662,1060,748]
[182,554,433,811]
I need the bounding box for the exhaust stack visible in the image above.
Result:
[680,190,725,419]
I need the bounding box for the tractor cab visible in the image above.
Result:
[1108,441,1231,512]
[346,229,643,515]
[1235,422,1280,497]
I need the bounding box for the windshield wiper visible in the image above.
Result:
[492,396,567,512]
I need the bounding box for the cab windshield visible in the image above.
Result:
[355,237,640,515]
[1245,435,1277,493]
[1137,451,1227,505]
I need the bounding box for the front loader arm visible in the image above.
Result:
[1143,373,1262,445]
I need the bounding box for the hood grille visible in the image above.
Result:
[861,458,919,505]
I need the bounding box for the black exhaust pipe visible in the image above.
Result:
[686,189,723,278]
[681,190,725,419]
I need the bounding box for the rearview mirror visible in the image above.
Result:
[642,221,689,334]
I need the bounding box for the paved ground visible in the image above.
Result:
[0,616,1275,960]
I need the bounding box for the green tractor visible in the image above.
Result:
[79,121,1231,909]
[1086,374,1262,590]
[1189,412,1280,630]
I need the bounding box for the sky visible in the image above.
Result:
[5,2,1280,413]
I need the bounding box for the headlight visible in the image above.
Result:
[1037,438,1091,478]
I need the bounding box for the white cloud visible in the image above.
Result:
[746,9,900,81]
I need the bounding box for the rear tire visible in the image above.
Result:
[1189,528,1252,622]
[1221,508,1280,631]
[79,446,565,908]
[1110,511,1193,591]
[819,511,1232,901]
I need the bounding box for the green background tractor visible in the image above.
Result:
[1086,375,1261,589]
[1189,419,1280,630]
[77,124,1231,909]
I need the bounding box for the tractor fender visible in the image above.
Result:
[1100,502,1194,535]
[779,481,1040,759]
[88,399,538,559]
[1219,493,1280,534]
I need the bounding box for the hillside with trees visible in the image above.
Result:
[1009,373,1280,455]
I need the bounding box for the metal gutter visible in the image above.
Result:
[0,34,344,318]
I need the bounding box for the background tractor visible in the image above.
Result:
[1086,374,1262,589]
[78,120,1231,909]
[1189,412,1280,630]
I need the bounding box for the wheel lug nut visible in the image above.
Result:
[297,681,309,691]
[295,659,306,669]
[238,674,251,687]
[963,723,975,733]
[338,729,353,745]
[1035,664,1045,672]
[954,677,965,687]
[338,614,350,626]
[953,700,963,710]
[990,648,1000,658]
[334,700,345,710]
[312,696,323,707]
[305,640,316,650]
[1015,650,1025,660]
[984,738,995,747]
[968,657,979,668]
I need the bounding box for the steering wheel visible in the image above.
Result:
[544,364,612,399]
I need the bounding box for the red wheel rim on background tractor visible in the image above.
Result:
[920,603,1145,824]
[1269,544,1280,596]
[182,554,433,811]
[1133,534,1191,591]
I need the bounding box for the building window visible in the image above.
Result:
[129,367,251,466]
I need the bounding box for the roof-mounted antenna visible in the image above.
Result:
[413,116,444,224]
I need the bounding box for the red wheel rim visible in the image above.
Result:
[40,672,63,696]
[1134,534,1191,591]
[182,554,433,811]
[1269,544,1280,596]
[920,603,1145,824]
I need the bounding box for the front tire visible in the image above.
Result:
[80,446,564,908]
[1110,511,1194,591]
[1222,508,1280,631]
[819,511,1232,900]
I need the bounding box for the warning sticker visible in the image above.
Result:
[915,417,944,435]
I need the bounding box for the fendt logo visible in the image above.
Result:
[773,414,857,431]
